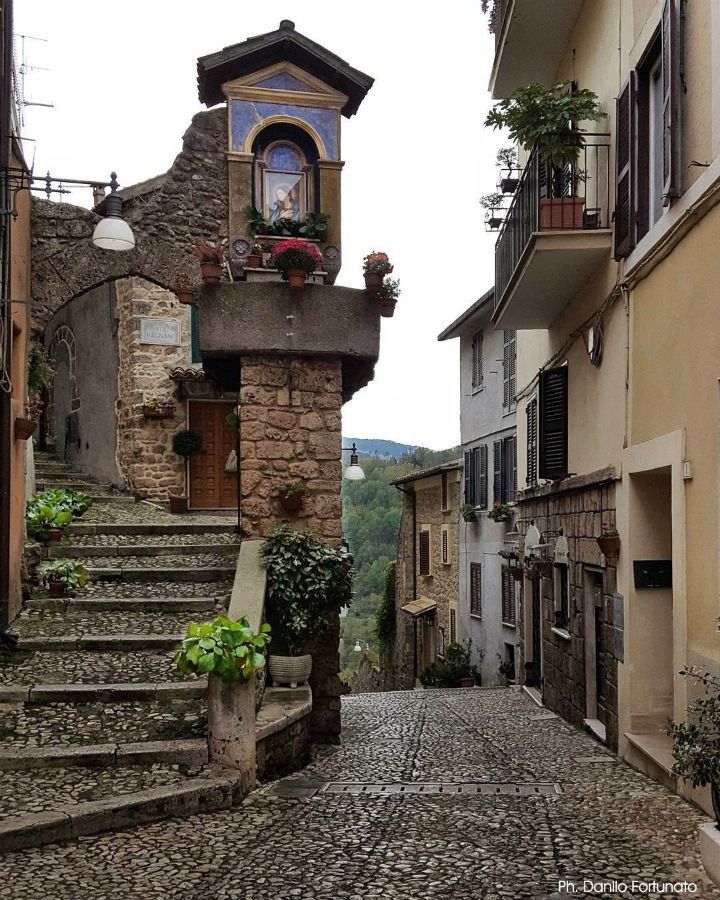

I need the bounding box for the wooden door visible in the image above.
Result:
[529,580,542,688]
[188,401,237,509]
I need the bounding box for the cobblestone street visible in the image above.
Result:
[1,688,716,900]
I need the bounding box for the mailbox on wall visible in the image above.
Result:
[633,560,672,590]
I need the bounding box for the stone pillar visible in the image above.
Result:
[318,160,344,248]
[238,353,343,742]
[228,153,255,250]
[207,675,256,793]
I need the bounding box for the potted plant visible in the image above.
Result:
[461,504,479,523]
[497,146,520,194]
[26,497,72,543]
[485,82,607,229]
[246,243,263,269]
[262,525,353,687]
[480,192,506,231]
[440,640,481,688]
[270,238,323,289]
[15,395,43,441]
[175,275,196,306]
[175,615,271,682]
[142,396,176,419]
[40,488,92,519]
[195,239,225,285]
[363,251,393,290]
[488,501,512,523]
[497,653,516,685]
[170,429,202,513]
[597,523,620,558]
[278,482,308,514]
[377,278,400,318]
[670,664,720,882]
[37,559,88,598]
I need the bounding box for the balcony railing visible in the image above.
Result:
[493,0,512,48]
[494,136,611,312]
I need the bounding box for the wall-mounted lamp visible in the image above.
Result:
[343,442,365,481]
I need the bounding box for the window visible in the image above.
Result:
[472,331,483,390]
[441,525,451,566]
[419,528,432,576]
[463,445,488,509]
[190,306,202,365]
[554,564,570,631]
[438,627,446,658]
[501,567,517,626]
[450,608,457,645]
[252,124,320,223]
[493,435,517,504]
[526,396,538,487]
[503,330,517,411]
[470,563,482,618]
[539,366,568,482]
[614,0,681,258]
[441,472,449,511]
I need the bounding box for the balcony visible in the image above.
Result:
[493,138,613,330]
[490,0,585,99]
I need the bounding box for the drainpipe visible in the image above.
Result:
[0,0,14,639]
[394,483,417,679]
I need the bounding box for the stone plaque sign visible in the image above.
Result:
[140,318,181,347]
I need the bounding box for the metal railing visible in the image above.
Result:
[493,0,512,48]
[494,136,611,312]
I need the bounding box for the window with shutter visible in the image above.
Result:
[419,529,431,576]
[493,440,502,504]
[191,307,202,364]
[503,330,517,410]
[472,331,484,391]
[450,608,457,644]
[661,0,681,206]
[441,472,448,511]
[527,397,538,487]
[463,450,472,505]
[539,366,569,481]
[614,72,637,259]
[470,563,482,618]
[554,564,570,631]
[502,435,517,502]
[501,568,517,626]
[441,525,450,566]
[479,445,488,509]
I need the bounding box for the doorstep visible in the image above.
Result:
[624,731,676,788]
[583,718,607,743]
[522,685,544,708]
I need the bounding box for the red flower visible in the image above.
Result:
[271,239,323,277]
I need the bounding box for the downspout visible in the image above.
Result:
[395,483,417,679]
[0,0,14,639]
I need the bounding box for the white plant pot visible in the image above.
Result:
[700,822,720,887]
[268,654,312,688]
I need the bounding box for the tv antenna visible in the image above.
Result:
[13,33,53,127]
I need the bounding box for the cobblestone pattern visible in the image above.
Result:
[12,610,204,639]
[79,504,235,526]
[30,578,232,601]
[0,699,205,748]
[115,277,190,502]
[0,649,189,685]
[68,532,240,547]
[1,688,715,900]
[257,714,311,783]
[71,551,237,570]
[517,479,619,749]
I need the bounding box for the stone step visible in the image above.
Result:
[0,648,191,686]
[0,681,206,704]
[16,607,212,634]
[17,634,182,651]
[31,577,233,604]
[68,522,237,536]
[0,739,208,771]
[0,772,238,852]
[26,596,221,613]
[44,541,240,559]
[35,479,112,492]
[86,564,236,583]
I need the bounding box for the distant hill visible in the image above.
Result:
[342,437,418,460]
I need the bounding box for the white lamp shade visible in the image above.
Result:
[344,464,365,481]
[92,215,135,251]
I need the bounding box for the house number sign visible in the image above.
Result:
[139,318,181,347]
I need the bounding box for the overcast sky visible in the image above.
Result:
[15,1,503,451]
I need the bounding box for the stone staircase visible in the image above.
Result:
[0,452,244,851]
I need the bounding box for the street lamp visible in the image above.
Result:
[343,443,365,481]
[91,179,135,251]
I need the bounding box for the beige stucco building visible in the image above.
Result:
[488,0,720,811]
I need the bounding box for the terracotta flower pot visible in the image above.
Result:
[142,405,175,420]
[597,534,620,558]
[47,527,64,543]
[268,654,312,688]
[279,492,304,514]
[364,271,383,290]
[539,197,585,230]
[176,289,196,305]
[48,581,66,598]
[379,297,397,318]
[246,254,262,269]
[287,269,307,290]
[459,677,475,688]
[169,495,188,514]
[200,261,222,285]
[14,418,37,441]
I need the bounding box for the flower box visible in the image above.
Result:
[597,534,620,558]
[14,417,37,441]
[539,197,585,230]
[143,404,175,420]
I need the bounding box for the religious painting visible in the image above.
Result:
[263,171,306,223]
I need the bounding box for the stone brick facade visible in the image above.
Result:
[516,469,621,750]
[115,277,190,501]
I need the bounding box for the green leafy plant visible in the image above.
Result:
[488,502,512,522]
[245,206,330,240]
[485,82,607,168]
[442,640,480,686]
[37,559,88,592]
[299,211,330,240]
[461,504,478,523]
[419,663,440,687]
[670,664,720,825]
[497,653,515,685]
[27,341,54,396]
[601,522,619,538]
[172,430,203,458]
[225,409,239,428]
[174,616,272,683]
[262,525,354,655]
[279,482,308,498]
[363,251,393,275]
[378,278,401,303]
[480,191,505,210]
[37,489,93,518]
[26,497,73,539]
[497,146,518,170]
[374,560,396,650]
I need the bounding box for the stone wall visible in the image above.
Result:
[115,277,191,501]
[239,354,343,743]
[516,470,621,750]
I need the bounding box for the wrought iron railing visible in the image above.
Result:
[493,0,512,48]
[494,136,611,312]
